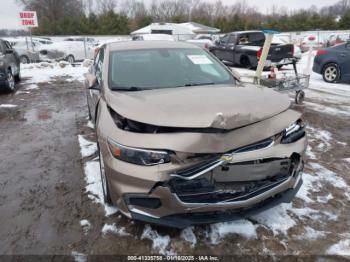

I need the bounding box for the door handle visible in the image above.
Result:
[340,53,346,57]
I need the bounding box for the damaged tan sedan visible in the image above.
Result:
[85,41,307,228]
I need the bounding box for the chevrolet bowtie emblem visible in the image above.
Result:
[220,154,234,162]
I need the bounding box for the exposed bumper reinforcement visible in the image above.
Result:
[130,176,302,229]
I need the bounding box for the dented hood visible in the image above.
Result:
[106,84,290,130]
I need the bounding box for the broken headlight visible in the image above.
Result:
[107,138,170,166]
[281,120,306,144]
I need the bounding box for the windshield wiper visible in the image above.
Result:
[183,82,215,87]
[112,87,144,92]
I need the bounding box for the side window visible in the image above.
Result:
[220,34,230,44]
[248,33,265,46]
[4,41,12,50]
[0,42,5,53]
[95,48,104,82]
[238,34,250,45]
[228,35,236,44]
[346,43,350,51]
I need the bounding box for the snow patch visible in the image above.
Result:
[301,226,326,240]
[25,84,39,90]
[83,160,118,216]
[317,194,334,204]
[209,219,257,244]
[80,219,91,235]
[251,203,295,236]
[180,227,197,247]
[78,135,97,158]
[0,104,17,108]
[21,63,87,84]
[87,120,94,129]
[141,224,172,255]
[102,223,130,236]
[71,251,87,262]
[327,239,350,257]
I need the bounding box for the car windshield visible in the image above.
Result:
[109,48,235,91]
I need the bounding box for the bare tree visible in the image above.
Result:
[97,0,118,14]
[17,0,84,20]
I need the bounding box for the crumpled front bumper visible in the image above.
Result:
[131,176,303,229]
[127,156,304,228]
[102,133,307,228]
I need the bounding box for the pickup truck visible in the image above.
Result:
[209,31,295,69]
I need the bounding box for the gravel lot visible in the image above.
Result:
[0,56,349,260]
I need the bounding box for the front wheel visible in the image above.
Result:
[322,63,340,83]
[20,55,30,64]
[67,55,75,64]
[295,90,305,104]
[98,144,112,205]
[5,71,15,92]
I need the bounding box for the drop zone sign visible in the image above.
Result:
[19,11,38,27]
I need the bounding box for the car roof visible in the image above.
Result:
[229,30,262,35]
[107,40,200,51]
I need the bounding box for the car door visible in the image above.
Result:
[213,34,230,61]
[339,42,350,80]
[87,47,105,122]
[222,34,236,63]
[4,41,19,76]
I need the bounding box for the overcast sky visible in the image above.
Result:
[0,0,339,30]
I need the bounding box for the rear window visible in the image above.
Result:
[109,48,235,90]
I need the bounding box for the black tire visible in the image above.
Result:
[98,144,112,205]
[322,63,340,83]
[67,55,75,64]
[5,70,15,92]
[20,55,30,64]
[295,90,305,104]
[15,70,21,83]
[240,56,252,69]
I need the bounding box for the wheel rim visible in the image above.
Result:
[324,66,338,81]
[7,73,15,90]
[68,56,74,63]
[20,56,29,64]
[99,150,108,198]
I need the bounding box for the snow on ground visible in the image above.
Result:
[80,219,91,235]
[82,160,118,216]
[78,135,97,158]
[141,224,172,255]
[327,238,350,257]
[71,251,87,262]
[0,104,17,108]
[21,62,88,84]
[101,223,130,236]
[209,220,257,244]
[180,227,197,247]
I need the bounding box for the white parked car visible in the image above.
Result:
[186,34,215,49]
[38,41,95,63]
[300,35,324,52]
[10,40,41,64]
[132,34,175,41]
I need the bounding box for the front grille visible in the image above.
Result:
[167,157,295,204]
[169,174,289,204]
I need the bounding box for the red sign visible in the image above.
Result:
[19,11,38,28]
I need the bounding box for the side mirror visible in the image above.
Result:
[5,49,13,54]
[215,40,221,45]
[86,73,99,90]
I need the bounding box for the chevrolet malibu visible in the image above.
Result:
[85,41,307,228]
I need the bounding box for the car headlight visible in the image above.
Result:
[281,120,306,144]
[107,138,171,166]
